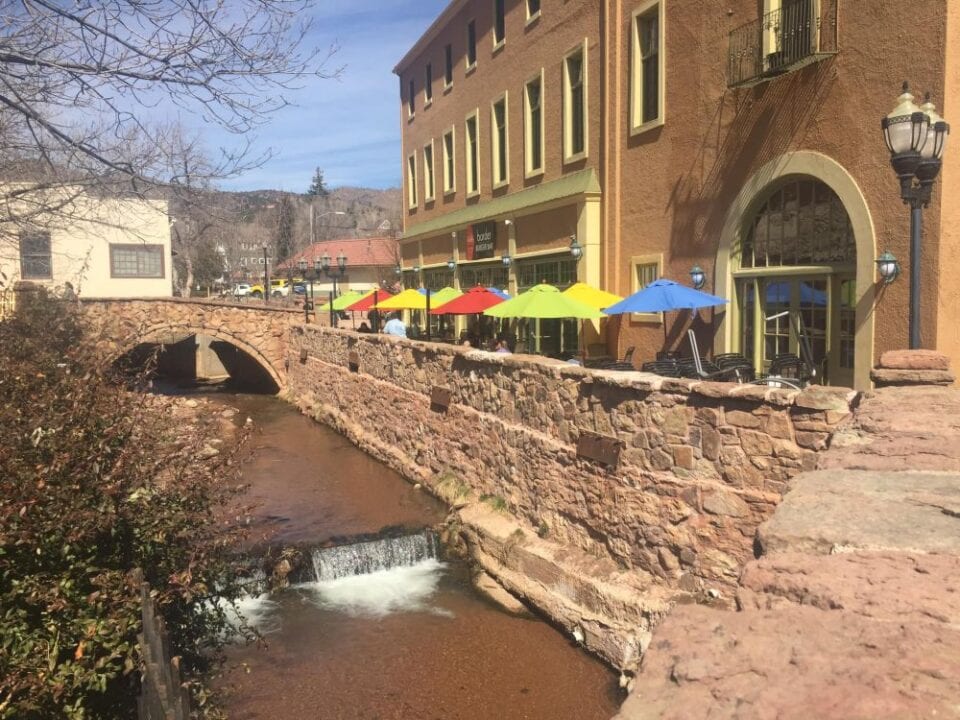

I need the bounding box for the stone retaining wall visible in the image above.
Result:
[288,327,857,590]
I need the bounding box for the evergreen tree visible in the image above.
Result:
[275,194,295,262]
[307,167,329,196]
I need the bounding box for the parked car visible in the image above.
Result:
[292,283,309,295]
[249,283,265,298]
[232,283,252,298]
[270,279,291,297]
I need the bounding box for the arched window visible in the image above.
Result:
[734,178,857,387]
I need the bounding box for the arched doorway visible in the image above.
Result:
[715,152,876,390]
[733,178,856,387]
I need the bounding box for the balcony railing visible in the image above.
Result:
[728,0,838,88]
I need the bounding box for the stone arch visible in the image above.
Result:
[714,151,876,390]
[121,322,285,389]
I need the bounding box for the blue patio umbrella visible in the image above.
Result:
[487,287,510,299]
[603,278,728,314]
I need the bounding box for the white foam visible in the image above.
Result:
[298,558,448,617]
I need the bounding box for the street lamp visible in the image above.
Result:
[569,235,583,261]
[501,254,512,267]
[297,258,322,323]
[262,242,270,304]
[320,251,348,327]
[881,82,950,348]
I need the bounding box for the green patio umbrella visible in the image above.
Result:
[484,283,603,319]
[316,289,364,312]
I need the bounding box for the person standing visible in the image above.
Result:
[383,311,407,338]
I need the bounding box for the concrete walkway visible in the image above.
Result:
[615,385,960,719]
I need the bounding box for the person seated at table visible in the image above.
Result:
[461,339,472,348]
[494,339,512,354]
[357,322,372,333]
[383,312,407,338]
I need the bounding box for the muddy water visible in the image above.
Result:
[215,392,621,720]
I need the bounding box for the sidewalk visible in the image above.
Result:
[615,383,960,719]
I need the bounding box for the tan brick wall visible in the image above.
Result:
[288,327,856,588]
[397,0,601,231]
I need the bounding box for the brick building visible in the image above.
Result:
[395,0,960,390]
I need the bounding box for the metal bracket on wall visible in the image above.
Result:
[348,350,360,373]
[576,430,624,468]
[430,385,453,412]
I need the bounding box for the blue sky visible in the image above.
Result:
[211,0,448,193]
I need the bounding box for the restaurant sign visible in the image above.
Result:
[465,221,497,260]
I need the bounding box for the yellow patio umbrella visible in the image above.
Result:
[562,282,623,310]
[376,287,461,341]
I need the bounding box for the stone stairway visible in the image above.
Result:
[615,377,960,719]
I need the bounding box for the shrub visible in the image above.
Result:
[0,291,253,718]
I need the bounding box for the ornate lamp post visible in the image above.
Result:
[262,242,270,304]
[297,258,324,323]
[321,251,348,327]
[881,82,950,348]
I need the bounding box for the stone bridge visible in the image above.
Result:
[79,297,304,389]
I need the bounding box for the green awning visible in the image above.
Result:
[402,168,600,240]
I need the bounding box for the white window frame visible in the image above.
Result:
[423,140,436,203]
[490,92,510,189]
[465,109,480,197]
[407,153,418,208]
[630,0,666,136]
[466,19,478,74]
[630,253,663,323]
[442,126,456,195]
[525,0,541,25]
[492,0,506,51]
[523,69,545,179]
[562,39,589,164]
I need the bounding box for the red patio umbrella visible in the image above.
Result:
[429,286,505,315]
[345,288,395,312]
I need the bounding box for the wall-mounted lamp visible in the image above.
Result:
[413,265,421,273]
[876,250,900,284]
[569,235,583,261]
[394,263,402,276]
[446,257,456,271]
[689,265,706,289]
[504,218,513,226]
[501,254,512,267]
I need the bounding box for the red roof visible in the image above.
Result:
[277,237,398,271]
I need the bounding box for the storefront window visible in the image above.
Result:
[422,269,453,290]
[459,264,508,290]
[515,255,579,358]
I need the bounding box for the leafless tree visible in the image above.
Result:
[0,0,340,246]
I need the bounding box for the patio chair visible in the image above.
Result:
[641,359,681,377]
[685,330,749,382]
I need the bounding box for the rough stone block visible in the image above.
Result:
[795,430,829,450]
[701,426,722,461]
[726,410,763,429]
[794,386,854,413]
[740,429,774,456]
[765,411,794,440]
[878,349,951,371]
[701,489,750,518]
[871,367,955,387]
[672,445,695,470]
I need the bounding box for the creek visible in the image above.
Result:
[187,389,621,719]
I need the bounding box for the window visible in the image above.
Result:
[444,44,454,87]
[19,230,51,279]
[631,0,665,133]
[630,254,662,322]
[443,127,456,194]
[467,20,477,69]
[563,42,587,161]
[465,111,480,195]
[423,141,435,202]
[493,0,505,46]
[425,64,433,103]
[407,153,418,208]
[407,78,415,117]
[527,0,541,21]
[110,244,165,279]
[524,71,544,176]
[491,94,509,187]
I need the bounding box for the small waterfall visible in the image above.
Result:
[309,530,440,582]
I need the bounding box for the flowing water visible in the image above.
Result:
[200,391,620,720]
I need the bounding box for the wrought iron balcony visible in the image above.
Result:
[728,0,838,88]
